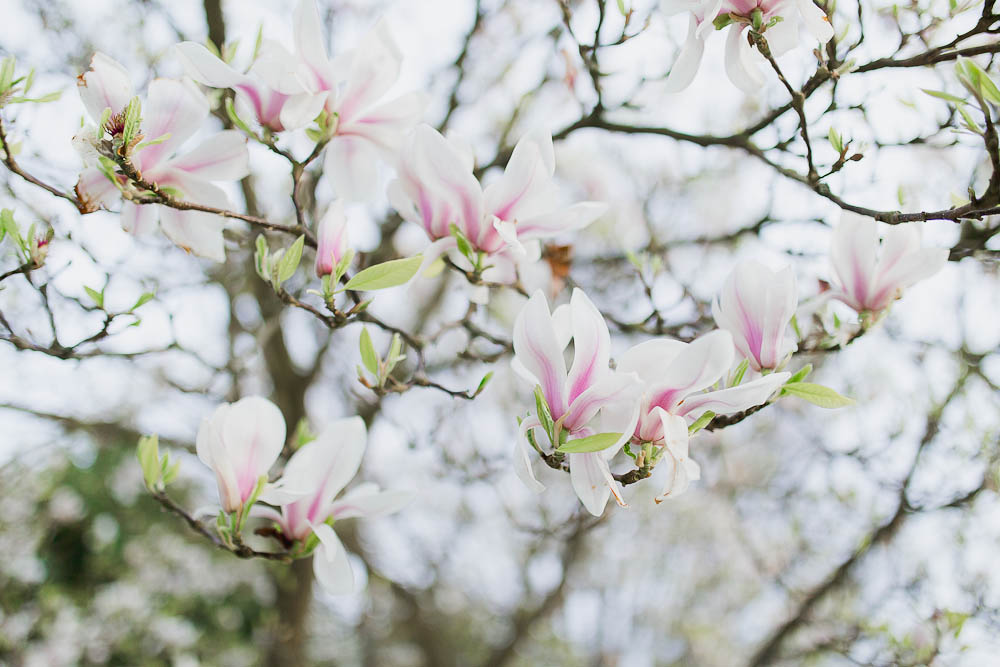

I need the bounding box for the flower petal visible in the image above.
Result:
[647,330,734,412]
[311,523,355,595]
[166,130,249,181]
[513,417,547,493]
[324,135,381,202]
[676,372,790,417]
[135,79,210,171]
[663,16,706,93]
[330,482,413,520]
[570,451,624,516]
[512,290,569,417]
[797,0,834,44]
[78,52,133,122]
[725,25,765,95]
[279,416,367,510]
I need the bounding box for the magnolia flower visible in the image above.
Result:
[616,330,789,501]
[663,0,834,94]
[174,42,326,132]
[512,289,640,516]
[713,260,797,371]
[251,0,424,199]
[388,124,607,283]
[314,199,350,277]
[829,213,948,314]
[253,417,411,595]
[196,396,287,514]
[75,52,249,262]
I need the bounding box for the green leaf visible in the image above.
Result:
[556,432,624,454]
[292,417,316,449]
[474,371,493,397]
[921,88,967,105]
[84,285,104,309]
[533,385,556,445]
[786,363,813,385]
[120,96,142,147]
[359,327,379,375]
[827,127,843,153]
[136,435,161,490]
[616,0,627,15]
[782,382,854,409]
[275,235,305,286]
[449,223,474,261]
[131,291,155,311]
[161,458,181,486]
[225,97,255,136]
[344,255,423,291]
[688,411,715,435]
[254,234,270,281]
[731,358,749,386]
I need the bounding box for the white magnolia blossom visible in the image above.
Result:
[829,213,949,314]
[511,289,640,516]
[251,0,424,200]
[663,0,835,94]
[614,330,789,501]
[713,260,798,372]
[196,397,288,514]
[75,52,249,261]
[389,124,607,284]
[314,199,350,277]
[253,417,411,595]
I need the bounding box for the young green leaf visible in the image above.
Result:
[131,291,155,311]
[474,371,494,397]
[275,235,305,286]
[136,434,161,490]
[786,363,813,385]
[556,432,624,454]
[449,223,474,261]
[84,285,104,309]
[344,255,423,291]
[359,327,379,375]
[731,358,749,386]
[688,411,716,435]
[782,382,854,408]
[533,385,556,444]
[921,88,967,105]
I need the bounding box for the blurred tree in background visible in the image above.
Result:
[1,0,1000,666]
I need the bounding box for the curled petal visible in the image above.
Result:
[725,25,765,95]
[797,0,835,44]
[513,417,546,493]
[677,372,790,417]
[664,15,706,93]
[311,523,356,595]
[646,330,734,413]
[652,408,697,502]
[330,483,413,520]
[512,290,569,417]
[569,451,625,516]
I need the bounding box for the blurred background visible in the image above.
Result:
[1,0,999,665]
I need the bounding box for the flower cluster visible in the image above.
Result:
[196,397,411,595]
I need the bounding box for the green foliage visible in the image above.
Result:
[556,432,624,454]
[781,381,854,408]
[344,254,423,291]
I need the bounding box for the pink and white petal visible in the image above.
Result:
[483,134,555,222]
[512,290,569,416]
[78,52,133,122]
[75,167,120,211]
[337,20,403,123]
[159,207,227,262]
[617,338,688,386]
[330,483,413,520]
[652,408,694,501]
[324,135,381,202]
[797,0,835,43]
[725,25,765,95]
[293,0,333,78]
[167,130,249,181]
[311,523,356,595]
[551,303,573,351]
[652,330,734,408]
[248,504,285,525]
[870,247,948,309]
[676,372,789,417]
[174,42,246,89]
[136,79,210,171]
[253,40,317,94]
[282,416,367,505]
[569,451,623,516]
[120,202,159,236]
[830,213,879,310]
[279,92,328,131]
[565,289,611,405]
[562,371,641,434]
[759,266,797,369]
[222,396,287,480]
[664,16,706,93]
[340,91,426,151]
[493,218,526,256]
[516,201,608,239]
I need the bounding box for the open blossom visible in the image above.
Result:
[75,52,249,262]
[253,417,411,595]
[250,0,424,199]
[314,199,350,277]
[388,124,607,282]
[829,213,948,313]
[512,289,640,516]
[174,42,326,132]
[713,260,797,371]
[663,0,834,94]
[196,397,288,514]
[615,330,789,501]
